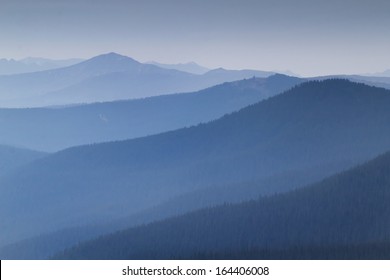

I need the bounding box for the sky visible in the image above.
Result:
[0,0,389,76]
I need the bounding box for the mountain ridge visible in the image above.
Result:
[146,61,210,74]
[0,74,301,151]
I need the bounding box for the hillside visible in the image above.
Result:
[2,79,390,250]
[0,74,301,152]
[0,145,47,177]
[56,151,390,259]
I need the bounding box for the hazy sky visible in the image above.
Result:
[0,0,389,76]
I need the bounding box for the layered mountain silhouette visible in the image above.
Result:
[1,79,390,253]
[0,53,275,108]
[55,150,390,260]
[0,74,302,152]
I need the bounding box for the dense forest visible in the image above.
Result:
[55,151,390,259]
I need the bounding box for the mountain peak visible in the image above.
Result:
[74,52,141,73]
[91,52,139,63]
[206,67,227,74]
[100,52,125,58]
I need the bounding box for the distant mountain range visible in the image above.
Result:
[0,57,83,75]
[2,79,390,254]
[0,53,275,108]
[0,74,301,152]
[1,52,389,109]
[55,150,390,260]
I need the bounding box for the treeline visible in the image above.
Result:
[194,242,390,260]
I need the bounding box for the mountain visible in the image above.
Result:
[0,145,47,177]
[0,53,276,108]
[0,53,137,106]
[0,74,302,152]
[147,61,210,74]
[0,57,83,75]
[2,79,390,250]
[55,151,390,260]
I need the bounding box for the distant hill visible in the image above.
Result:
[312,75,390,90]
[0,145,47,177]
[0,74,302,151]
[203,67,273,81]
[2,79,390,250]
[0,57,83,75]
[0,53,276,108]
[147,61,210,74]
[147,61,275,77]
[364,69,390,77]
[55,151,390,260]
